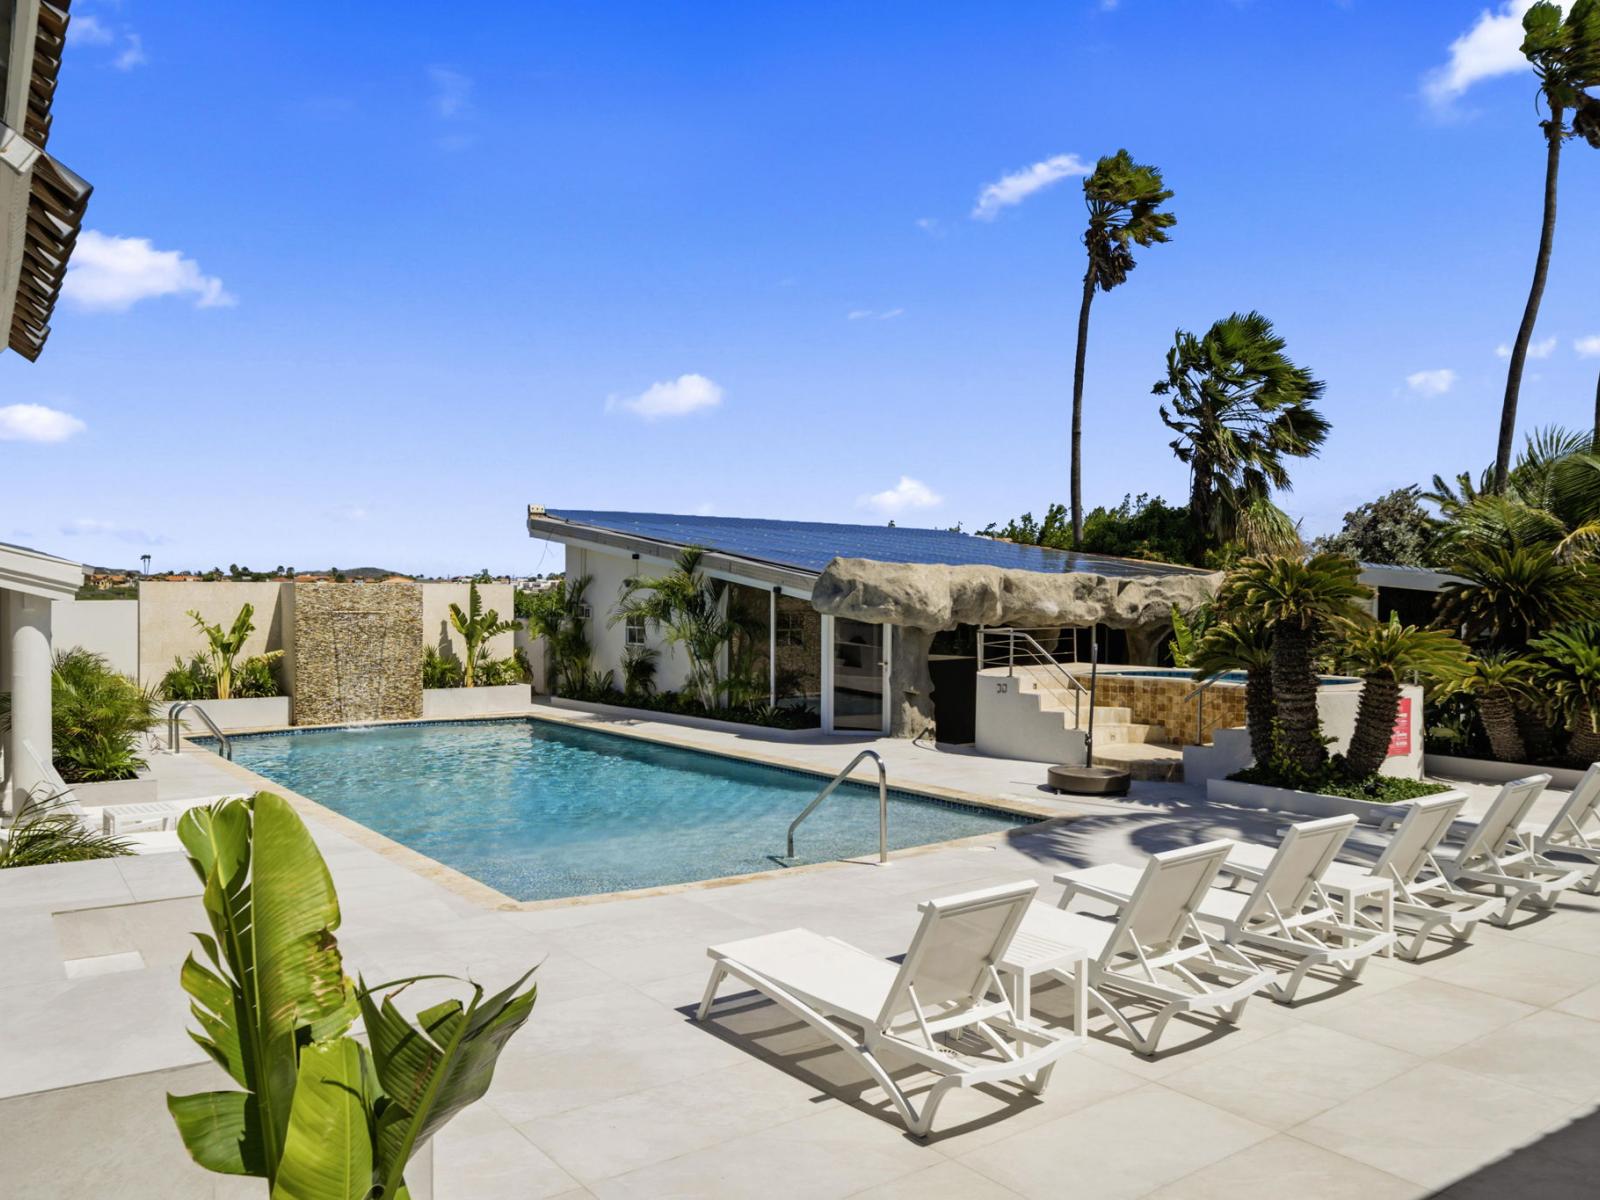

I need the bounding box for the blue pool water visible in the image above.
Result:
[225,719,1025,901]
[1106,669,1358,686]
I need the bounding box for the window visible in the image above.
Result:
[776,611,804,648]
[625,614,647,647]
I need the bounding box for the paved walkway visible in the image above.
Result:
[2,712,1597,1198]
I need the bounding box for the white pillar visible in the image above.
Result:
[7,593,53,813]
[768,587,777,708]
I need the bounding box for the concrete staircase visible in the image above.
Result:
[977,667,1187,780]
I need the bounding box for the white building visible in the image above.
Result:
[0,542,84,811]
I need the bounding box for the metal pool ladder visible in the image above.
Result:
[167,702,233,761]
[786,750,888,865]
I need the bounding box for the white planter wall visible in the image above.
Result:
[421,685,532,718]
[169,696,292,733]
[1423,754,1590,791]
[1207,777,1466,827]
[974,672,1089,765]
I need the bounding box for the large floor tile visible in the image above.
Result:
[1300,979,1534,1056]
[1159,1024,1420,1129]
[1554,980,1600,1022]
[1426,937,1600,1008]
[1438,1010,1600,1104]
[846,1159,1024,1199]
[1293,1061,1573,1189]
[1143,1133,1420,1200]
[958,1085,1273,1200]
[432,1101,581,1200]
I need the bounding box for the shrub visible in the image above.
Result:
[50,648,159,783]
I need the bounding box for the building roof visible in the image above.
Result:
[530,508,1208,581]
[0,538,83,599]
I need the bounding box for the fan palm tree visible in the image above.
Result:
[1189,615,1275,764]
[1530,622,1600,760]
[1494,0,1600,491]
[1435,543,1597,651]
[1338,618,1470,779]
[1155,312,1329,558]
[1431,426,1600,560]
[1069,150,1176,548]
[1217,553,1370,772]
[1442,652,1541,763]
[448,582,517,687]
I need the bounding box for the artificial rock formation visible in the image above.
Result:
[812,558,1223,737]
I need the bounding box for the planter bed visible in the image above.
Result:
[1423,753,1591,791]
[549,697,821,741]
[1207,777,1466,827]
[421,684,534,719]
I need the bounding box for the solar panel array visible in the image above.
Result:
[543,510,1202,578]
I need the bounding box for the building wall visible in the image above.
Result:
[290,582,423,725]
[136,581,291,687]
[52,599,138,677]
[420,583,516,667]
[569,546,695,694]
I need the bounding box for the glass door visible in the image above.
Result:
[831,618,886,732]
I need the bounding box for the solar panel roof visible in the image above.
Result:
[541,510,1204,579]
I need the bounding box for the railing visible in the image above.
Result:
[167,702,233,761]
[1181,676,1229,746]
[976,627,1090,729]
[786,750,888,864]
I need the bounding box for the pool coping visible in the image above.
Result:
[181,707,1075,912]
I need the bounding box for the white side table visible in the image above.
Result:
[997,903,1090,1050]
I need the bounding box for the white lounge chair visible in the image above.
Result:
[1224,794,1498,961]
[9,739,188,856]
[696,881,1079,1137]
[1026,841,1274,1056]
[1062,817,1395,1004]
[1434,774,1585,925]
[1518,763,1600,895]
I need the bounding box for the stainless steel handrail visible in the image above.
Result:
[167,702,233,761]
[1181,676,1225,745]
[786,750,888,864]
[977,627,1089,728]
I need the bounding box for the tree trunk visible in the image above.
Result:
[1569,704,1600,763]
[1270,623,1323,772]
[1070,269,1096,549]
[1188,465,1211,563]
[1244,669,1275,766]
[1344,673,1399,780]
[1592,367,1599,452]
[1494,106,1564,493]
[1478,690,1527,763]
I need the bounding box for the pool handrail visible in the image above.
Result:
[786,749,888,865]
[167,702,233,761]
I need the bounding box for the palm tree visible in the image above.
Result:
[1430,426,1600,560]
[1069,150,1176,548]
[1530,622,1600,759]
[1155,312,1329,558]
[1444,652,1540,762]
[1218,553,1370,773]
[1435,543,1597,651]
[447,582,517,688]
[1493,0,1600,491]
[1189,615,1275,764]
[615,548,755,710]
[1338,618,1470,779]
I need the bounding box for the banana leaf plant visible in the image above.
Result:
[167,793,537,1198]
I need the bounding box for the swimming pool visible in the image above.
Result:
[1101,668,1358,686]
[225,719,1026,902]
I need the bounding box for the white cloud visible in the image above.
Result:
[72,15,115,45]
[860,476,942,515]
[971,153,1091,221]
[914,217,942,235]
[1424,0,1536,107]
[0,403,86,443]
[1406,368,1457,397]
[608,373,724,419]
[63,231,235,312]
[1576,335,1600,358]
[60,518,166,544]
[329,505,369,522]
[114,33,146,71]
[1495,336,1558,359]
[428,66,473,118]
[847,308,904,321]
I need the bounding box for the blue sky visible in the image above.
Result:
[3,0,1597,575]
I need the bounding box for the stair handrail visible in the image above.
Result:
[1181,675,1226,746]
[976,627,1088,729]
[786,750,888,864]
[167,702,233,761]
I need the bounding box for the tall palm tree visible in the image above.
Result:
[1069,150,1176,548]
[615,547,755,710]
[1430,426,1600,560]
[1338,618,1470,779]
[1218,553,1369,773]
[1493,0,1600,491]
[1156,312,1329,558]
[1189,615,1275,765]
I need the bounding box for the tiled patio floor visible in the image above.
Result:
[1,710,1596,1198]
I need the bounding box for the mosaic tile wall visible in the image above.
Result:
[1089,674,1247,746]
[290,582,423,725]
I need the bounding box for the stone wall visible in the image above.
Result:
[290,583,423,725]
[1087,673,1247,747]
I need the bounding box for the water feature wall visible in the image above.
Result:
[289,582,423,725]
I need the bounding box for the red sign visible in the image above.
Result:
[1389,696,1412,757]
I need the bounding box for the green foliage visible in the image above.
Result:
[0,794,132,868]
[421,645,463,689]
[1081,150,1177,295]
[1155,312,1329,556]
[1337,617,1471,779]
[1435,543,1597,651]
[981,494,1197,564]
[621,644,659,700]
[525,577,597,696]
[186,604,257,701]
[447,582,518,688]
[613,548,758,710]
[1168,601,1213,668]
[1431,427,1600,561]
[162,651,284,701]
[167,794,538,1197]
[50,648,160,783]
[1228,760,1453,804]
[1522,0,1600,147]
[1312,486,1441,567]
[1530,622,1600,747]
